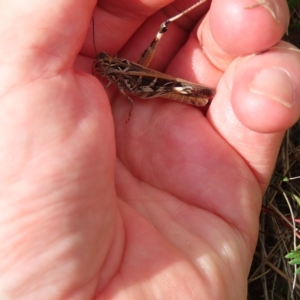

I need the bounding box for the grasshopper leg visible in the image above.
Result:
[119,89,135,123]
[138,0,207,67]
[138,20,170,67]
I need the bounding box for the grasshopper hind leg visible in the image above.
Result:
[138,0,207,67]
[138,20,170,67]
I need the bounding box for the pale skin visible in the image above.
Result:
[0,0,299,299]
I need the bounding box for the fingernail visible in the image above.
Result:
[247,0,279,22]
[249,67,294,108]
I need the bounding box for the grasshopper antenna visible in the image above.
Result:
[92,17,97,55]
[92,17,97,76]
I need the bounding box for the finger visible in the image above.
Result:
[166,0,294,192]
[0,0,95,75]
[206,0,289,70]
[214,47,300,193]
[88,0,175,58]
[204,1,298,192]
[208,42,300,190]
[231,43,300,132]
[168,0,289,82]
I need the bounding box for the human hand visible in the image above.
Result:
[0,0,299,299]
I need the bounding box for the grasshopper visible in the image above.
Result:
[94,0,215,120]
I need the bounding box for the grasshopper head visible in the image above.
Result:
[94,52,112,77]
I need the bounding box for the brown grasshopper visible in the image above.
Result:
[94,0,215,120]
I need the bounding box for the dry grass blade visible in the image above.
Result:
[248,121,300,299]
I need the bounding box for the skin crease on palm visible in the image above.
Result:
[0,0,300,299]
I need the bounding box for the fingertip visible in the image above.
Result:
[232,65,300,133]
[249,67,293,109]
[208,0,289,56]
